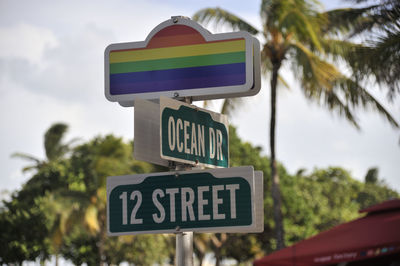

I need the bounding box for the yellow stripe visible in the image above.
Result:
[110,39,245,63]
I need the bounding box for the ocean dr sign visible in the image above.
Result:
[160,97,228,167]
[104,16,261,107]
[107,166,257,235]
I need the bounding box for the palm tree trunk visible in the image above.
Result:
[270,62,285,250]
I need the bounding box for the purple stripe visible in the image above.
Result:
[110,74,246,95]
[110,63,246,95]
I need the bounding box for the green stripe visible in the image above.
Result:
[110,51,245,74]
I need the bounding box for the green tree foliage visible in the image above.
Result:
[286,167,361,243]
[365,167,379,184]
[357,167,398,209]
[1,123,73,264]
[1,123,398,265]
[0,125,170,265]
[51,135,170,265]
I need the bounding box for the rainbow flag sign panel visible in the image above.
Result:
[104,16,261,106]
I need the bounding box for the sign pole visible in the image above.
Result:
[171,103,194,266]
[176,231,193,266]
[172,162,194,266]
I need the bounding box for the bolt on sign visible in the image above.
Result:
[160,96,228,168]
[104,16,261,107]
[107,166,263,235]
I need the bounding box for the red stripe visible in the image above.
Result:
[147,33,205,48]
[153,25,198,37]
[110,24,244,53]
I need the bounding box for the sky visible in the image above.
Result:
[0,0,399,200]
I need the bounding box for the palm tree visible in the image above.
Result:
[194,0,399,250]
[12,123,76,171]
[11,123,77,265]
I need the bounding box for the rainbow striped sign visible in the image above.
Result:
[105,17,260,106]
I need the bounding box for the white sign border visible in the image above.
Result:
[105,17,258,106]
[106,166,257,236]
[159,96,229,168]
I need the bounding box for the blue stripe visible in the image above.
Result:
[109,63,246,95]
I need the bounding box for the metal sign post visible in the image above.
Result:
[173,161,194,266]
[176,231,193,266]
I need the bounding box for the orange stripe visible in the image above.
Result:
[147,34,205,48]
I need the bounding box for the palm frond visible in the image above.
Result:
[193,8,259,35]
[321,6,376,35]
[345,32,400,100]
[44,123,69,161]
[371,31,400,98]
[290,41,341,92]
[278,74,290,89]
[280,7,323,51]
[334,77,399,128]
[11,152,41,164]
[320,38,362,59]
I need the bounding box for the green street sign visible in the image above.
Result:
[107,166,257,235]
[160,96,229,167]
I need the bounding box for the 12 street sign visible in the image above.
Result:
[104,16,261,106]
[107,166,262,235]
[160,97,229,167]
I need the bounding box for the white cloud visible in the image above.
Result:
[0,23,58,65]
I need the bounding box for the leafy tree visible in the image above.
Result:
[365,167,379,184]
[1,123,74,265]
[2,124,171,265]
[357,167,398,209]
[12,123,76,172]
[194,0,399,250]
[50,134,170,265]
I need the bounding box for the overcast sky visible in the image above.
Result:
[1,0,399,198]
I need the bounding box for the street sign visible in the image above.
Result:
[133,98,169,167]
[107,166,260,235]
[160,96,229,167]
[105,16,261,106]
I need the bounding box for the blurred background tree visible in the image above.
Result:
[1,120,398,265]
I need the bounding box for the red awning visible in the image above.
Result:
[254,199,400,266]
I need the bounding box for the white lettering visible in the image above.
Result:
[181,187,195,221]
[216,129,223,161]
[212,185,225,220]
[152,189,165,223]
[168,117,175,151]
[190,122,198,155]
[130,191,143,224]
[226,184,239,219]
[166,188,179,222]
[209,128,215,159]
[198,125,205,157]
[184,120,190,154]
[197,186,210,221]
[176,119,183,152]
